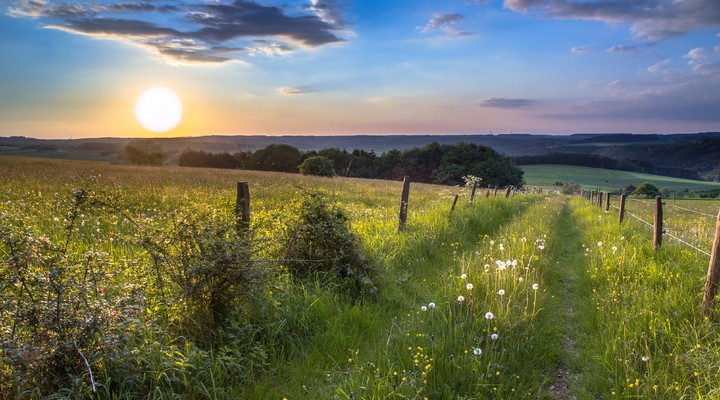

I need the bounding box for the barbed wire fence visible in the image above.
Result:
[581,189,720,316]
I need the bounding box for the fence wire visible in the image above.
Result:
[665,203,718,218]
[591,195,714,258]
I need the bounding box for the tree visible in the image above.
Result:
[245,144,302,172]
[633,182,660,198]
[299,156,336,177]
[124,145,164,165]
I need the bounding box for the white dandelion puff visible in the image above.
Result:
[484,312,494,320]
[421,306,427,312]
[457,295,465,302]
[428,302,436,309]
[490,334,499,340]
[473,348,482,356]
[532,283,539,290]
[498,289,505,296]
[597,241,602,247]
[466,283,474,290]
[461,273,467,279]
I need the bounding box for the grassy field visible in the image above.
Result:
[4,156,720,399]
[522,164,720,193]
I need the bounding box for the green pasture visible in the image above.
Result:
[522,164,720,193]
[4,156,720,399]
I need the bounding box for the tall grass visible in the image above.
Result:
[569,196,720,398]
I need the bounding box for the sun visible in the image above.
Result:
[135,87,183,133]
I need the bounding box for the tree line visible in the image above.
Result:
[127,142,524,187]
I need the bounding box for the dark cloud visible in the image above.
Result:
[8,0,349,64]
[189,0,344,46]
[51,17,180,37]
[503,0,720,41]
[476,97,535,108]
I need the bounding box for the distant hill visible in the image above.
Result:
[2,132,720,181]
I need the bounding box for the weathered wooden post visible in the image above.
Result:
[399,176,411,231]
[486,188,490,198]
[451,194,459,213]
[236,181,250,232]
[597,192,604,208]
[605,192,611,212]
[619,194,626,224]
[653,196,663,250]
[469,181,479,203]
[505,186,512,198]
[702,211,720,316]
[494,186,498,197]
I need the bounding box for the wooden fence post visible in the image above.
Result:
[469,181,479,203]
[505,186,512,198]
[605,192,611,212]
[451,194,459,213]
[653,196,663,250]
[619,194,626,224]
[236,181,250,232]
[702,211,720,315]
[494,186,498,197]
[597,192,604,208]
[399,176,411,231]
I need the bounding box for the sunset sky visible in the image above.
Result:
[1,0,720,138]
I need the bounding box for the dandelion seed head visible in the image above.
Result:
[421,306,427,312]
[466,283,474,290]
[642,356,650,362]
[597,241,603,247]
[457,295,465,302]
[461,273,467,279]
[473,348,482,356]
[498,289,505,296]
[518,277,524,282]
[532,283,539,290]
[491,333,499,340]
[485,312,494,320]
[428,302,436,309]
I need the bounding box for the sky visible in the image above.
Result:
[1,0,720,138]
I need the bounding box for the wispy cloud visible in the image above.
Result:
[8,0,349,64]
[421,12,475,37]
[476,97,535,108]
[571,46,589,55]
[606,45,639,54]
[503,0,720,41]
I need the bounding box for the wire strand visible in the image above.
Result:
[665,203,717,218]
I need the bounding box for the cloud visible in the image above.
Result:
[476,97,535,108]
[606,45,639,54]
[421,12,475,37]
[279,87,307,95]
[503,0,720,41]
[8,0,349,64]
[571,46,589,55]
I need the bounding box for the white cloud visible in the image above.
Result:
[571,46,589,55]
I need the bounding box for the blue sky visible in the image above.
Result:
[1,0,720,138]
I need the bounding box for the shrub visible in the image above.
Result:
[282,190,376,298]
[633,182,660,198]
[299,156,336,177]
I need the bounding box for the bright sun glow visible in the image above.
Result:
[135,87,183,133]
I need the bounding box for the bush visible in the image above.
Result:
[281,190,376,298]
[633,182,660,198]
[299,156,336,177]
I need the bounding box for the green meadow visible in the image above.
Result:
[3,156,720,399]
[522,164,720,193]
